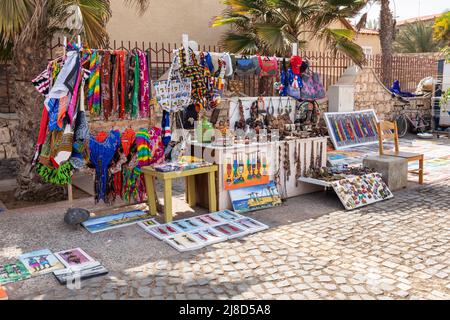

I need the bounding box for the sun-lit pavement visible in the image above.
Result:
[2,178,448,300]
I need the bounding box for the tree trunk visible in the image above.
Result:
[379,0,394,86]
[12,2,66,201]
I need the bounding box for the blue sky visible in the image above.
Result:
[353,0,449,23]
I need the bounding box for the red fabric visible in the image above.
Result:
[121,128,136,157]
[290,55,302,75]
[117,51,126,119]
[96,131,108,142]
[37,106,49,146]
[114,172,123,197]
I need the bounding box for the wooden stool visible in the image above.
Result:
[142,165,218,222]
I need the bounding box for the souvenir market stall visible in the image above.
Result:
[13,31,397,278]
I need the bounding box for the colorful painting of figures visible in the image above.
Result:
[0,261,31,284]
[332,173,393,210]
[229,181,282,213]
[55,248,95,269]
[324,109,379,150]
[19,249,64,276]
[223,151,269,190]
[82,210,155,233]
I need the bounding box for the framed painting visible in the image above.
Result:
[223,151,269,190]
[54,248,96,269]
[229,181,282,213]
[0,261,31,284]
[324,109,379,150]
[82,210,155,233]
[19,249,64,276]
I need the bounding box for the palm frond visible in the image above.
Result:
[124,0,150,15]
[78,0,111,48]
[220,32,260,54]
[0,0,34,45]
[319,27,365,65]
[355,12,367,31]
[394,21,439,53]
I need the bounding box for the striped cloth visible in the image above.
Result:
[135,128,164,167]
[87,49,101,115]
[136,129,152,167]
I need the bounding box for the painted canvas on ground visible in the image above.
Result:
[0,261,31,284]
[212,222,249,240]
[324,109,379,150]
[142,210,268,252]
[82,210,155,233]
[165,233,205,252]
[193,214,226,226]
[19,249,64,276]
[211,210,244,222]
[223,151,269,190]
[190,227,227,246]
[55,248,95,269]
[234,217,269,233]
[332,173,393,210]
[137,219,159,231]
[144,224,183,240]
[229,181,282,213]
[170,219,204,232]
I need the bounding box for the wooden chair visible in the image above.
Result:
[377,120,424,184]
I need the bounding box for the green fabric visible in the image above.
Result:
[132,54,140,119]
[36,162,73,185]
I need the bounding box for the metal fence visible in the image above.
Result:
[0,38,439,113]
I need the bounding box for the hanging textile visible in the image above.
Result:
[89,130,121,203]
[70,70,90,170]
[137,50,150,118]
[123,164,146,203]
[121,128,136,157]
[111,52,119,117]
[135,127,164,167]
[116,50,126,119]
[32,69,50,96]
[100,51,112,120]
[87,49,101,115]
[161,111,171,147]
[131,52,140,118]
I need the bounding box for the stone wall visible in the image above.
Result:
[0,113,18,180]
[352,67,432,120]
[353,68,395,119]
[0,113,18,159]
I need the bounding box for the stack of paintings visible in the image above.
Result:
[0,248,107,287]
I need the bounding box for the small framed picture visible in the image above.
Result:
[54,248,96,269]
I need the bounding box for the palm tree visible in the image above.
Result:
[378,0,394,86]
[212,0,367,65]
[394,22,440,53]
[0,0,148,201]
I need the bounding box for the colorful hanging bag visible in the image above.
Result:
[300,70,326,100]
[257,55,279,77]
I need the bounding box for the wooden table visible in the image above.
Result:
[142,165,218,222]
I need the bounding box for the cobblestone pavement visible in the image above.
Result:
[11,180,450,300]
